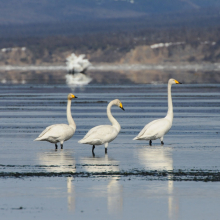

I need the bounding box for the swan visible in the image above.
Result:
[34,93,77,149]
[66,53,91,73]
[133,78,182,145]
[78,99,125,154]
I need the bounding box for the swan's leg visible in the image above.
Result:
[105,143,108,154]
[160,137,164,145]
[149,140,152,146]
[92,145,95,153]
[55,144,58,150]
[61,141,64,149]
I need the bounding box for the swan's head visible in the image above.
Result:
[67,93,77,100]
[113,99,125,111]
[169,78,182,85]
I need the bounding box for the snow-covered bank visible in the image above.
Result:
[0,65,66,71]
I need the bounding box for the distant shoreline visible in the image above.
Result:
[0,63,220,72]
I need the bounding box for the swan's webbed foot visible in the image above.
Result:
[61,144,63,149]
[149,140,152,146]
[55,144,58,150]
[161,141,164,145]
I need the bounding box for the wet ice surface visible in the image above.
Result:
[1,83,220,219]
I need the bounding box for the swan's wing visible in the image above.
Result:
[134,119,160,139]
[82,125,104,140]
[37,124,58,138]
[143,119,170,137]
[134,118,171,140]
[79,125,118,144]
[46,124,74,137]
[78,54,85,59]
[35,124,74,141]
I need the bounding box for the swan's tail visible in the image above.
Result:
[34,137,41,141]
[78,139,85,144]
[78,138,91,144]
[133,135,147,140]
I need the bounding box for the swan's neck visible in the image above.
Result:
[165,83,173,121]
[107,102,121,132]
[67,99,76,129]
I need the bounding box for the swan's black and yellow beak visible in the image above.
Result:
[120,103,125,111]
[175,80,182,84]
[72,94,77,98]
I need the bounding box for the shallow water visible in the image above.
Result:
[2,69,220,84]
[1,178,220,220]
[1,83,220,219]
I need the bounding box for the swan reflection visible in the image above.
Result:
[80,154,123,214]
[137,146,173,170]
[67,176,75,212]
[107,176,123,214]
[136,146,178,220]
[37,150,76,173]
[37,150,76,212]
[65,73,92,91]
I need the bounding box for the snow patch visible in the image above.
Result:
[150,42,185,49]
[1,47,27,52]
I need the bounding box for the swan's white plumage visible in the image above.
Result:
[79,125,118,145]
[133,118,171,141]
[66,53,91,73]
[78,99,124,150]
[133,78,181,143]
[34,93,77,148]
[35,124,75,143]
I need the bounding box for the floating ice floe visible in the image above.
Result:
[66,53,91,73]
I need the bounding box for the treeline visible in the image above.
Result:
[1,25,220,49]
[0,25,220,63]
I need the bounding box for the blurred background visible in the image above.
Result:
[0,0,220,84]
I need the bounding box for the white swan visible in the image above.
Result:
[78,99,124,154]
[66,53,91,73]
[34,93,77,149]
[133,78,182,145]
